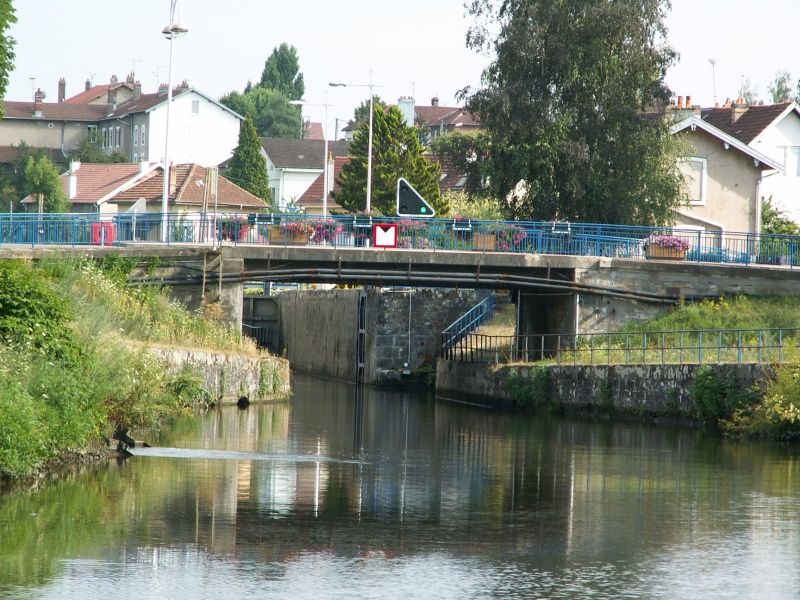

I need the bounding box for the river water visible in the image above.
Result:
[2,374,800,599]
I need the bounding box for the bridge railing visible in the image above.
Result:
[440,294,495,356]
[442,327,800,366]
[1,211,799,268]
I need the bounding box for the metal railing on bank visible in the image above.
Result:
[1,211,799,268]
[441,328,800,366]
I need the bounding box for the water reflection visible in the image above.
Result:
[2,374,800,599]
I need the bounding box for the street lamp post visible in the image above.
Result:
[160,0,188,242]
[330,71,382,213]
[289,91,338,217]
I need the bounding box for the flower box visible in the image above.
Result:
[473,232,496,251]
[268,226,311,245]
[648,243,686,260]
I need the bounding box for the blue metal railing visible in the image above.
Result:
[442,327,800,365]
[440,294,495,357]
[1,211,799,268]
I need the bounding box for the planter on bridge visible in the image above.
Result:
[473,232,496,251]
[647,235,690,260]
[268,223,312,245]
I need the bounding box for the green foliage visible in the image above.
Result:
[430,132,492,198]
[259,43,305,101]
[768,71,794,104]
[333,105,447,215]
[0,142,49,207]
[463,0,687,226]
[725,365,800,439]
[224,114,273,203]
[25,155,70,213]
[67,133,128,164]
[506,364,552,409]
[445,190,507,220]
[0,1,16,118]
[95,254,139,283]
[220,87,302,139]
[761,196,800,235]
[690,366,751,423]
[738,77,760,105]
[352,95,387,123]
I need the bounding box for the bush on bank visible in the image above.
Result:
[0,258,256,480]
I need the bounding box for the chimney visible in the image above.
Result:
[58,78,66,103]
[126,73,135,85]
[169,162,177,196]
[723,98,732,108]
[158,83,168,96]
[133,80,142,99]
[68,161,80,200]
[139,159,149,174]
[107,89,118,114]
[677,95,684,108]
[731,97,749,123]
[33,88,44,117]
[327,151,335,196]
[431,95,439,107]
[110,74,118,86]
[85,78,92,91]
[177,80,189,91]
[686,95,692,108]
[398,96,416,127]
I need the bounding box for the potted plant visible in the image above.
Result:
[269,219,313,244]
[647,235,691,259]
[473,222,527,252]
[310,219,344,244]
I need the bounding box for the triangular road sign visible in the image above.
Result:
[396,177,435,218]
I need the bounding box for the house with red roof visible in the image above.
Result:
[1,75,243,172]
[22,161,268,218]
[700,99,800,224]
[670,101,783,234]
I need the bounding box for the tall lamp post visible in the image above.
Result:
[329,71,382,213]
[289,92,338,217]
[160,0,188,242]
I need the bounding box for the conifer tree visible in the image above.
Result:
[224,115,273,206]
[334,106,446,215]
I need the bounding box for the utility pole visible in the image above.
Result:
[708,58,717,105]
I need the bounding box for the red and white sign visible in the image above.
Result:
[372,224,398,248]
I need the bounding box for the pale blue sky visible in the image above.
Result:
[5,0,800,133]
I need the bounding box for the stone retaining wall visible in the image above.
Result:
[436,360,772,414]
[149,348,290,402]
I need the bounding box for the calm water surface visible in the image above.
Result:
[2,374,800,599]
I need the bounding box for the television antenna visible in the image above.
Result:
[708,58,717,105]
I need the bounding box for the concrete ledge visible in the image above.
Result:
[436,360,773,415]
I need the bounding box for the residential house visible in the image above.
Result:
[700,99,800,223]
[22,161,268,217]
[1,74,242,170]
[670,107,782,234]
[340,96,482,142]
[261,138,349,208]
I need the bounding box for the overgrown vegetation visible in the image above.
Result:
[0,257,260,480]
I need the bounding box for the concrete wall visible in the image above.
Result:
[278,288,362,381]
[365,288,485,379]
[437,360,771,415]
[0,119,91,151]
[165,257,244,330]
[149,347,290,402]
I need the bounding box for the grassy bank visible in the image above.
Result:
[0,257,260,480]
[481,295,800,439]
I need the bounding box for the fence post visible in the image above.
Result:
[737,330,742,364]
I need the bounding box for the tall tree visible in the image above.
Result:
[352,95,387,122]
[258,43,305,101]
[738,77,760,105]
[25,156,69,213]
[768,71,793,104]
[462,0,688,226]
[431,132,493,199]
[223,114,272,205]
[0,0,16,118]
[333,105,445,215]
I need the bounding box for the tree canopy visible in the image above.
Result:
[67,133,128,164]
[462,0,688,226]
[352,95,387,123]
[333,105,445,215]
[223,114,272,205]
[218,42,304,138]
[259,43,305,101]
[768,71,794,104]
[0,1,16,118]
[25,156,69,213]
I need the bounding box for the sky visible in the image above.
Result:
[5,0,800,137]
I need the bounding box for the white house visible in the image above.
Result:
[701,100,800,223]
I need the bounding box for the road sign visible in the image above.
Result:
[396,177,435,218]
[373,224,398,248]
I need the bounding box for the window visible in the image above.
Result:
[88,125,97,143]
[133,153,138,163]
[680,157,707,205]
[786,147,800,177]
[134,125,139,146]
[116,127,121,148]
[101,128,106,148]
[191,100,200,115]
[141,124,146,145]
